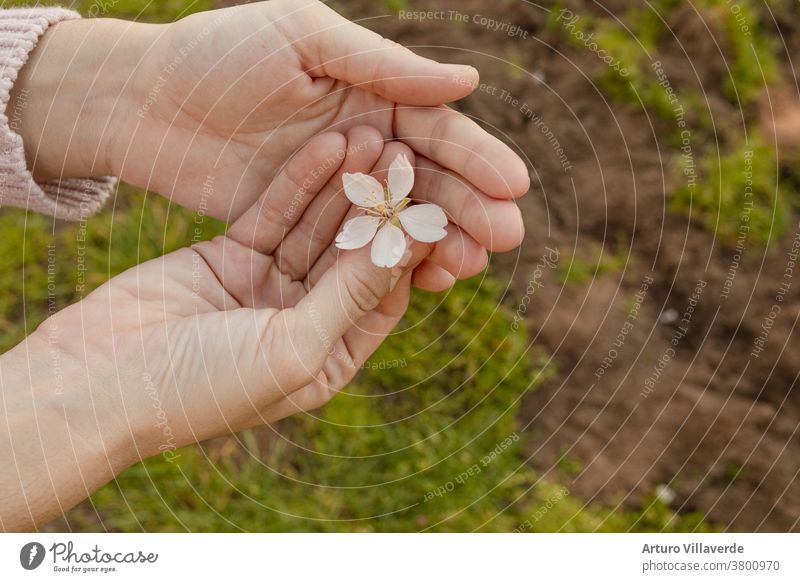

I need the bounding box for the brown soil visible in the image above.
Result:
[331,0,800,531]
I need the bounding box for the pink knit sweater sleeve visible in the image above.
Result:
[0,7,115,221]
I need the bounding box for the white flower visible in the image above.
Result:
[335,154,448,268]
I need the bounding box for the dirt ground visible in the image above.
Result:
[328,0,800,531]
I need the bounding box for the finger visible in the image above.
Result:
[369,139,416,186]
[395,105,530,198]
[227,132,347,254]
[337,270,412,374]
[297,2,479,105]
[427,224,488,280]
[256,384,327,424]
[253,374,332,425]
[261,272,414,423]
[413,260,457,292]
[291,241,429,366]
[306,203,363,288]
[275,125,384,280]
[412,156,525,252]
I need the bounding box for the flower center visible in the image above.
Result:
[365,203,394,220]
[363,189,411,221]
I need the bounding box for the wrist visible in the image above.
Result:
[29,307,183,467]
[31,323,145,468]
[9,18,158,180]
[0,333,138,529]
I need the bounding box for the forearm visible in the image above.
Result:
[0,334,135,531]
[9,17,156,181]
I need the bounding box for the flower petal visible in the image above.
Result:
[343,172,384,207]
[388,153,414,204]
[371,223,407,268]
[335,215,382,250]
[399,204,448,243]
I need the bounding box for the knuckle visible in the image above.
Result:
[309,383,337,411]
[345,126,383,163]
[257,191,295,232]
[275,246,310,281]
[379,36,403,53]
[295,215,333,247]
[429,110,455,157]
[344,270,385,314]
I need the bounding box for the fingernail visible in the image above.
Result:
[389,248,414,291]
[399,246,413,268]
[389,269,403,291]
[452,65,478,83]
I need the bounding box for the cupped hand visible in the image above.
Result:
[116,0,527,262]
[37,130,468,464]
[8,130,472,530]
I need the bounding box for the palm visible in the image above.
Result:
[126,82,390,221]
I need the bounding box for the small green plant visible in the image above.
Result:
[556,447,584,476]
[379,0,408,14]
[723,461,746,483]
[561,0,778,138]
[625,495,712,533]
[558,246,627,285]
[695,0,778,105]
[670,134,787,247]
[503,47,526,81]
[545,1,566,33]
[555,3,709,135]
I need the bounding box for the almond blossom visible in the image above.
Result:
[335,154,448,268]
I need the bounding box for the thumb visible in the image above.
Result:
[298,2,479,105]
[292,241,429,359]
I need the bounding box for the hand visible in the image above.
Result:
[12,0,527,286]
[1,130,447,530]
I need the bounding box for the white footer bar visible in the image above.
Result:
[1,533,798,580]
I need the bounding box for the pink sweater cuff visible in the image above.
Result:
[0,7,116,221]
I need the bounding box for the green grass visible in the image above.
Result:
[52,267,712,532]
[0,188,226,352]
[0,0,213,21]
[555,446,584,476]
